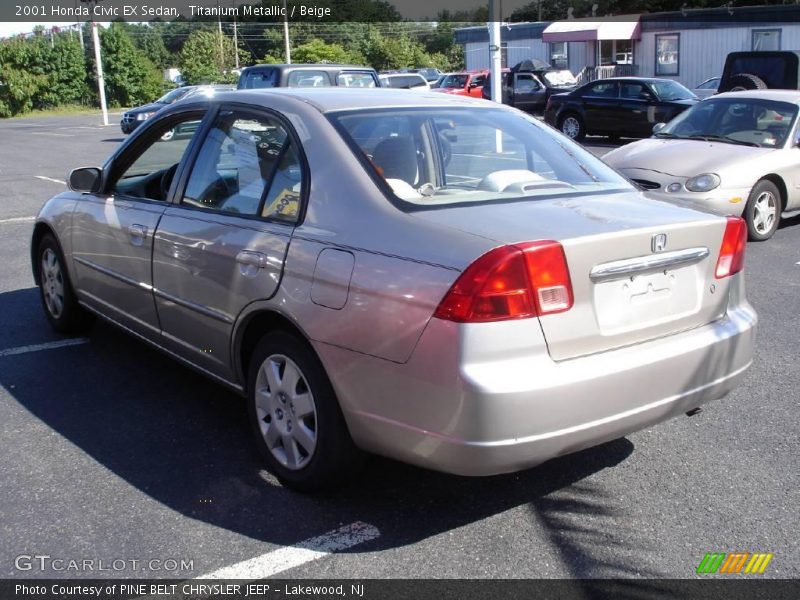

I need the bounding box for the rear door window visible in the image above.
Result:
[337,72,377,87]
[287,70,331,87]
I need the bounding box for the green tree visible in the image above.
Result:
[179,30,240,84]
[291,38,363,64]
[96,23,164,107]
[133,25,174,70]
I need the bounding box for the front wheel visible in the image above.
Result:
[744,180,781,241]
[160,128,175,142]
[247,331,364,491]
[559,113,585,141]
[37,234,93,332]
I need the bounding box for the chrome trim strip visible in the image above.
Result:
[74,256,153,291]
[77,300,244,394]
[153,288,234,324]
[590,247,710,283]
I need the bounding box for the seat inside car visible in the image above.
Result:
[371,136,418,186]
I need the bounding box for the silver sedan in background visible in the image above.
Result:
[31,89,756,490]
[605,90,800,240]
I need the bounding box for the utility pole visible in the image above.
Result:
[91,22,109,126]
[216,0,224,72]
[283,0,291,63]
[488,0,502,104]
[80,0,108,125]
[232,0,239,69]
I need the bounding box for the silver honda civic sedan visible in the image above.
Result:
[31,89,757,491]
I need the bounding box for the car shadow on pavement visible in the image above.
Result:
[101,138,126,143]
[0,286,655,577]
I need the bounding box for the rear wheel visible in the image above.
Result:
[247,331,364,491]
[559,113,585,141]
[744,179,781,241]
[37,234,93,333]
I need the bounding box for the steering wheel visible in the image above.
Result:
[160,163,179,201]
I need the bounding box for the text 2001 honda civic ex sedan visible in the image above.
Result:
[32,89,756,490]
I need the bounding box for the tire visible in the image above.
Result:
[744,179,781,241]
[719,73,767,93]
[37,233,93,333]
[558,112,585,141]
[247,330,364,491]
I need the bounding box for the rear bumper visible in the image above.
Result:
[319,276,756,476]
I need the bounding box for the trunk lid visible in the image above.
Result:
[416,191,731,360]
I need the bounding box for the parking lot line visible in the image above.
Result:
[30,132,74,137]
[0,216,35,224]
[197,521,380,580]
[34,176,66,185]
[0,338,90,358]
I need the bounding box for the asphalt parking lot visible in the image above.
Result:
[1,113,798,581]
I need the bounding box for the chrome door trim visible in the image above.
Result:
[73,256,153,291]
[152,288,234,324]
[590,247,710,283]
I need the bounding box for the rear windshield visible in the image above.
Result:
[543,70,577,87]
[331,107,631,208]
[440,74,469,89]
[650,80,696,101]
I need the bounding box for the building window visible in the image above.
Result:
[655,33,679,76]
[550,42,568,70]
[752,29,781,51]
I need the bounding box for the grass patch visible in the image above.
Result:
[6,105,129,119]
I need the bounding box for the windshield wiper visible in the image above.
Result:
[688,134,760,147]
[653,132,679,138]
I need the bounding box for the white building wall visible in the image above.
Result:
[636,25,800,88]
[463,39,549,71]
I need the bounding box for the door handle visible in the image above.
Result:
[236,250,269,275]
[128,224,147,246]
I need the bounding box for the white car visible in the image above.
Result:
[604,90,800,240]
[693,76,720,99]
[379,73,430,92]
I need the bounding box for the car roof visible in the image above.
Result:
[587,77,685,84]
[213,87,496,112]
[711,89,800,104]
[241,64,374,72]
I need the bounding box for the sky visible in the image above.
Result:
[0,21,111,39]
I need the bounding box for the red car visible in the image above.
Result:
[433,71,488,98]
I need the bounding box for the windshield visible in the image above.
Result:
[650,80,696,101]
[659,98,798,148]
[331,107,632,208]
[440,74,469,89]
[543,70,577,87]
[157,87,192,104]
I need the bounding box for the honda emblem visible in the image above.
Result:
[652,233,667,253]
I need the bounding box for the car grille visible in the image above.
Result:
[632,179,660,190]
[121,113,134,124]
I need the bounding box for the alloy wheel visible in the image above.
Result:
[753,191,777,235]
[254,354,318,470]
[562,116,581,139]
[41,248,65,319]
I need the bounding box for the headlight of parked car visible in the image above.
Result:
[685,173,721,192]
[136,112,155,121]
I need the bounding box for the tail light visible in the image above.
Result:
[715,216,746,279]
[434,241,573,323]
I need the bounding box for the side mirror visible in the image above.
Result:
[652,122,667,135]
[68,167,102,193]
